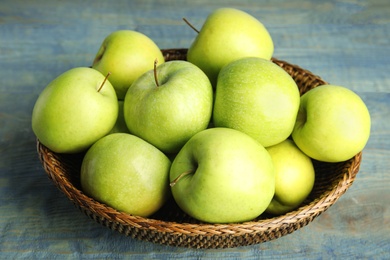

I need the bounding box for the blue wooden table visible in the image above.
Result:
[1,0,389,258]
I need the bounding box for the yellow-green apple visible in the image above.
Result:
[292,84,371,162]
[213,57,300,147]
[109,100,129,134]
[186,7,274,86]
[32,67,118,153]
[169,127,275,223]
[265,139,315,215]
[80,133,171,217]
[124,60,213,154]
[92,30,165,99]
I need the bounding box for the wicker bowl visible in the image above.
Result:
[37,48,362,249]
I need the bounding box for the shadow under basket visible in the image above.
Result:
[37,48,362,249]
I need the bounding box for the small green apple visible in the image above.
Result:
[169,127,275,224]
[109,100,130,134]
[213,57,300,147]
[187,7,274,86]
[80,133,171,217]
[124,60,213,154]
[292,85,371,162]
[92,30,165,99]
[265,139,315,215]
[32,67,118,153]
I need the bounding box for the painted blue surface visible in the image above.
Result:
[0,0,389,258]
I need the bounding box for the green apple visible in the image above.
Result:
[265,139,315,215]
[292,84,371,162]
[187,7,274,86]
[169,127,275,224]
[80,133,171,217]
[32,67,118,153]
[124,60,213,154]
[213,57,300,147]
[109,100,130,134]
[92,30,165,99]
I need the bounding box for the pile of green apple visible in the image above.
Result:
[32,8,371,224]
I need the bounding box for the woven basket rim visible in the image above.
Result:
[36,49,362,248]
[38,140,361,228]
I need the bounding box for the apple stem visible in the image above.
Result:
[170,169,194,187]
[153,58,160,87]
[183,18,199,33]
[97,72,111,92]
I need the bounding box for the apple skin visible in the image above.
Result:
[213,57,300,147]
[32,67,118,154]
[265,139,315,215]
[109,100,130,134]
[92,30,165,99]
[80,133,171,217]
[187,7,274,87]
[124,60,213,154]
[169,127,275,224]
[292,85,371,162]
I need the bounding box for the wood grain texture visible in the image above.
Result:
[0,0,389,258]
